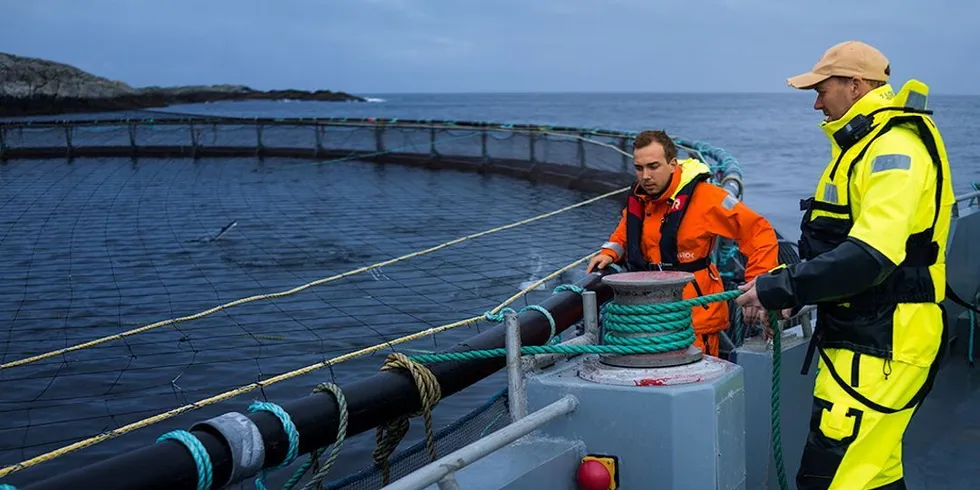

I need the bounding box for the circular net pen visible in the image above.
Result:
[0,113,789,490]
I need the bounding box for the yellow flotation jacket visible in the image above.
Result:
[756,79,956,412]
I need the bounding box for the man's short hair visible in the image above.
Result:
[633,130,677,162]
[829,75,888,89]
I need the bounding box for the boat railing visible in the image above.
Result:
[954,188,980,217]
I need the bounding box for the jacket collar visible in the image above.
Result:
[633,158,711,203]
[820,84,895,153]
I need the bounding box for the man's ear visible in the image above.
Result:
[849,77,868,98]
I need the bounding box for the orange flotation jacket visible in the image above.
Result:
[600,158,780,335]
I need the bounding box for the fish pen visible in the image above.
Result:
[0,113,784,490]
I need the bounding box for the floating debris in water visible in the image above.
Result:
[192,220,239,242]
[210,220,238,241]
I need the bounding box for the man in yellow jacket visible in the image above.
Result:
[737,41,955,489]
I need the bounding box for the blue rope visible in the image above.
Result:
[476,283,587,346]
[482,305,557,341]
[0,485,21,490]
[553,284,584,295]
[482,283,583,339]
[523,305,556,341]
[156,430,213,490]
[482,307,518,323]
[248,401,300,490]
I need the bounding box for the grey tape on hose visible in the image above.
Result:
[191,411,265,486]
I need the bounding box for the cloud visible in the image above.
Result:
[1,0,975,93]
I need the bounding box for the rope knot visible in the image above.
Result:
[372,353,442,484]
[483,307,517,322]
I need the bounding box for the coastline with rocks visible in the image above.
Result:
[0,52,365,118]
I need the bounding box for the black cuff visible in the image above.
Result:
[756,237,896,310]
[756,268,797,310]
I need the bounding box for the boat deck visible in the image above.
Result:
[905,352,980,489]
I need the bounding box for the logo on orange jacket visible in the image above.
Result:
[669,195,688,213]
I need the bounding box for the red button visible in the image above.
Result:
[576,459,611,490]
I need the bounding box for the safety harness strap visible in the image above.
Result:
[804,305,947,414]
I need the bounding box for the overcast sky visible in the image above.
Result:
[3,0,977,95]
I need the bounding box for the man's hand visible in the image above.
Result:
[586,254,614,274]
[736,278,766,323]
[737,279,792,338]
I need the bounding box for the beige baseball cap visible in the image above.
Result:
[787,40,890,89]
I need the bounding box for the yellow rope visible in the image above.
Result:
[0,252,595,478]
[372,353,442,485]
[0,188,625,371]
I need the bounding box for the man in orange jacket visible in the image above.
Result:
[586,129,780,356]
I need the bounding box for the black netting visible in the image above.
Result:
[0,114,748,489]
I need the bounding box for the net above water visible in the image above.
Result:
[0,113,755,489]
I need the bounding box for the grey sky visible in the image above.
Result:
[2,0,977,94]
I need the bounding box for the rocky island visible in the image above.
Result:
[0,52,365,117]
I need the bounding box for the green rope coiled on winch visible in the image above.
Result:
[409,290,742,362]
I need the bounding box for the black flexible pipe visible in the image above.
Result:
[19,270,615,490]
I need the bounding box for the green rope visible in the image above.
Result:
[409,343,700,363]
[417,290,742,363]
[280,383,348,490]
[770,310,788,490]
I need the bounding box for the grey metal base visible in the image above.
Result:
[579,352,733,386]
[599,344,704,368]
[525,355,746,490]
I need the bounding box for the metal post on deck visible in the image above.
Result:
[582,290,599,340]
[505,312,527,421]
[521,290,601,371]
[577,132,586,168]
